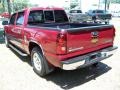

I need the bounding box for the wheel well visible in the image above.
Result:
[29,42,43,54]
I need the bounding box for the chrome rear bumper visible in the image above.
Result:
[62,46,118,70]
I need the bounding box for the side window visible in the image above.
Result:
[70,10,77,13]
[44,11,54,22]
[54,10,68,23]
[28,10,44,24]
[16,12,24,25]
[96,10,104,13]
[9,14,16,25]
[77,10,82,13]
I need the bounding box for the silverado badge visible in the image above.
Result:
[91,31,99,43]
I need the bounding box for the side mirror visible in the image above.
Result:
[2,21,8,25]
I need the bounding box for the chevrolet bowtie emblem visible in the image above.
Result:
[91,31,99,43]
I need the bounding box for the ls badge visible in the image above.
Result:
[91,31,99,43]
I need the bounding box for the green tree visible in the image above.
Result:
[111,0,120,3]
[103,0,120,4]
[12,0,29,12]
[0,0,38,14]
[0,0,7,13]
[102,0,120,10]
[70,4,77,9]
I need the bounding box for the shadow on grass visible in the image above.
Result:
[9,46,111,90]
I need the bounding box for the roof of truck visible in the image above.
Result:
[29,7,64,11]
[19,7,64,12]
[12,7,64,15]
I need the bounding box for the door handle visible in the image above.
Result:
[16,29,22,34]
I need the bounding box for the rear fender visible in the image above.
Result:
[28,40,54,73]
[28,40,44,55]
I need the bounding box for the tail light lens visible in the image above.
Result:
[113,27,115,37]
[56,32,67,55]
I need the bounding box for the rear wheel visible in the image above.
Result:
[31,47,52,76]
[105,21,109,24]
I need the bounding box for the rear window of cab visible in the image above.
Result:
[28,10,68,24]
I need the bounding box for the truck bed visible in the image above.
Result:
[27,22,114,57]
[27,23,113,32]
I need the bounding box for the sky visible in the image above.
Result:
[29,0,101,12]
[27,0,120,13]
[29,0,99,7]
[29,0,67,7]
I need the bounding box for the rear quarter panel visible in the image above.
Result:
[23,27,61,67]
[23,27,59,55]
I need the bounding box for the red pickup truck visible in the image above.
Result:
[3,7,117,76]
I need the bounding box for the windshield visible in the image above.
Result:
[93,10,104,13]
[70,10,82,13]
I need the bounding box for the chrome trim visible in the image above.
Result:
[101,46,118,56]
[68,47,84,52]
[63,60,85,70]
[9,44,28,56]
[62,46,118,70]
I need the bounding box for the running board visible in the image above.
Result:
[9,44,28,56]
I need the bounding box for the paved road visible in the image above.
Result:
[0,18,120,90]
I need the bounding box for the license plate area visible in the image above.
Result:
[89,53,101,61]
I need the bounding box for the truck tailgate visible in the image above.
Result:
[67,25,115,54]
[98,14,112,20]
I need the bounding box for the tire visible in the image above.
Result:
[31,47,51,76]
[92,16,96,20]
[92,62,99,67]
[4,35,9,47]
[105,21,109,24]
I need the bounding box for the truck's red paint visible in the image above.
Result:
[4,7,116,69]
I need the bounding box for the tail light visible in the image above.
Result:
[113,27,115,37]
[56,30,67,55]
